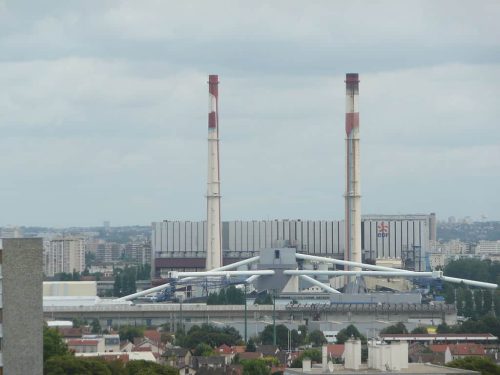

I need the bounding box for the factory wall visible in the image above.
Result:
[153,214,433,264]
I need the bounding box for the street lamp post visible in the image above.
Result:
[273,289,277,346]
[244,283,248,343]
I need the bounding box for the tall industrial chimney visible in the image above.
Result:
[206,75,222,270]
[344,73,361,275]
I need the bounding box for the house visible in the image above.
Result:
[133,337,164,356]
[75,351,156,363]
[428,343,486,364]
[103,334,121,352]
[326,344,345,363]
[178,365,197,375]
[428,344,453,364]
[143,329,162,345]
[57,327,83,339]
[120,340,134,352]
[67,338,105,353]
[192,355,226,370]
[449,344,486,360]
[195,364,242,375]
[257,345,280,357]
[162,347,192,368]
[232,346,246,354]
[216,344,237,364]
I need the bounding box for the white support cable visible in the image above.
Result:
[440,275,498,290]
[245,275,260,284]
[299,275,341,294]
[285,270,434,278]
[295,253,499,289]
[296,253,413,273]
[116,256,260,301]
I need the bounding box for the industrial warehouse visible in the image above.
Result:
[152,215,436,276]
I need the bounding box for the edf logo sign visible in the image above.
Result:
[377,222,389,238]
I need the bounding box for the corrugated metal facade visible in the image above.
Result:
[152,215,432,261]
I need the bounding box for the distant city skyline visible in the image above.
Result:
[1,1,499,227]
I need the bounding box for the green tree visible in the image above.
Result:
[464,289,474,318]
[226,285,245,304]
[255,292,273,305]
[119,325,145,342]
[126,360,177,375]
[447,356,500,375]
[411,326,428,334]
[259,324,296,349]
[336,324,366,344]
[308,330,327,347]
[193,343,214,356]
[72,270,81,281]
[456,287,465,316]
[290,349,322,368]
[474,290,483,315]
[218,288,227,304]
[113,272,122,297]
[207,292,218,305]
[483,290,493,315]
[106,360,127,375]
[241,359,271,375]
[206,286,245,305]
[445,259,492,283]
[91,318,102,334]
[43,326,69,361]
[297,324,308,345]
[443,284,456,304]
[176,324,242,349]
[44,356,112,375]
[436,322,453,333]
[380,322,408,335]
[494,290,500,317]
[246,338,257,352]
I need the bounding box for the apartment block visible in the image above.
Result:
[44,237,85,277]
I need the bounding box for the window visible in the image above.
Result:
[274,250,280,259]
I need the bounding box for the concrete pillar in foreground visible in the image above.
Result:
[1,238,43,375]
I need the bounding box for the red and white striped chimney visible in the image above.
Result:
[206,75,222,270]
[344,73,361,277]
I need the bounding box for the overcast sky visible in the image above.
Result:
[1,1,499,227]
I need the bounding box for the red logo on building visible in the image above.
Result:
[377,222,389,238]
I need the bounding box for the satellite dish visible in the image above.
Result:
[328,361,334,372]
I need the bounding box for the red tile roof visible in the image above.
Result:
[133,347,153,352]
[429,343,486,356]
[144,330,161,343]
[326,344,345,358]
[67,339,99,346]
[57,327,82,338]
[217,344,234,355]
[449,343,485,356]
[429,344,449,353]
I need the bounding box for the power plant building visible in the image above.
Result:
[152,214,435,276]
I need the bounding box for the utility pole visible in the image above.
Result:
[244,283,248,343]
[273,289,276,346]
